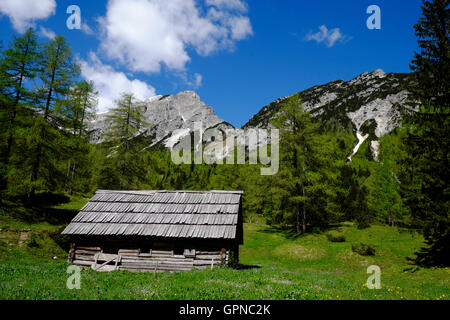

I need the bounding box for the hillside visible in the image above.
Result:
[0,205,448,299]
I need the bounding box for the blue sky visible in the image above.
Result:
[0,0,423,127]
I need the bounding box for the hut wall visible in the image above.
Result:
[69,239,236,272]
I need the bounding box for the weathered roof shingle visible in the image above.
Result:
[62,190,243,239]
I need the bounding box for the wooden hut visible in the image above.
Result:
[61,190,243,272]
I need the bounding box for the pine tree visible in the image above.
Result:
[401,0,450,266]
[100,93,149,190]
[0,28,40,200]
[63,80,98,194]
[27,35,80,200]
[376,133,407,227]
[409,0,449,112]
[267,96,344,233]
[376,158,402,226]
[270,95,311,232]
[338,164,373,229]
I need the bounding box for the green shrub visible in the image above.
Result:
[351,243,376,256]
[26,233,40,248]
[0,239,7,252]
[356,215,371,229]
[326,233,346,242]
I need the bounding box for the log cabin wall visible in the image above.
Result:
[69,240,235,272]
[62,190,244,272]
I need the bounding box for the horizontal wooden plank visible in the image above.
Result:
[145,254,175,259]
[121,258,194,264]
[119,264,193,271]
[121,261,194,268]
[195,251,222,255]
[73,260,94,266]
[120,263,194,269]
[193,259,224,266]
[138,253,152,257]
[150,250,173,256]
[74,255,96,261]
[75,250,99,255]
[195,254,224,260]
[76,246,101,251]
[97,253,119,261]
[118,267,165,273]
[118,249,140,256]
[125,255,189,261]
[120,263,194,270]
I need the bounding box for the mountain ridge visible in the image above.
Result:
[90,69,416,159]
[243,69,414,134]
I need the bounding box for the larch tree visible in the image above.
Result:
[27,35,80,201]
[101,92,149,190]
[0,28,40,200]
[270,94,319,233]
[63,80,98,194]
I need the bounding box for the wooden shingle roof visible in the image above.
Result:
[62,190,243,239]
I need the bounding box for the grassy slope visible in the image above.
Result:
[0,199,448,300]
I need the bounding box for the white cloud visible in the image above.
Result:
[193,73,202,88]
[228,15,252,40]
[99,0,253,74]
[39,26,56,39]
[305,25,349,48]
[174,71,203,89]
[79,52,156,112]
[81,23,94,35]
[205,0,248,12]
[0,0,56,33]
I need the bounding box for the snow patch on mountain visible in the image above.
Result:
[347,131,369,162]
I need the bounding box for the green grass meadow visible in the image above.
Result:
[0,198,448,300]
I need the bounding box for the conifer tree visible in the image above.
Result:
[376,134,407,227]
[410,0,449,112]
[100,93,149,190]
[27,35,80,200]
[337,164,373,229]
[270,95,339,233]
[401,0,449,266]
[0,28,40,200]
[63,80,98,194]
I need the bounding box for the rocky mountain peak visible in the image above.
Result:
[349,69,386,86]
[90,91,233,147]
